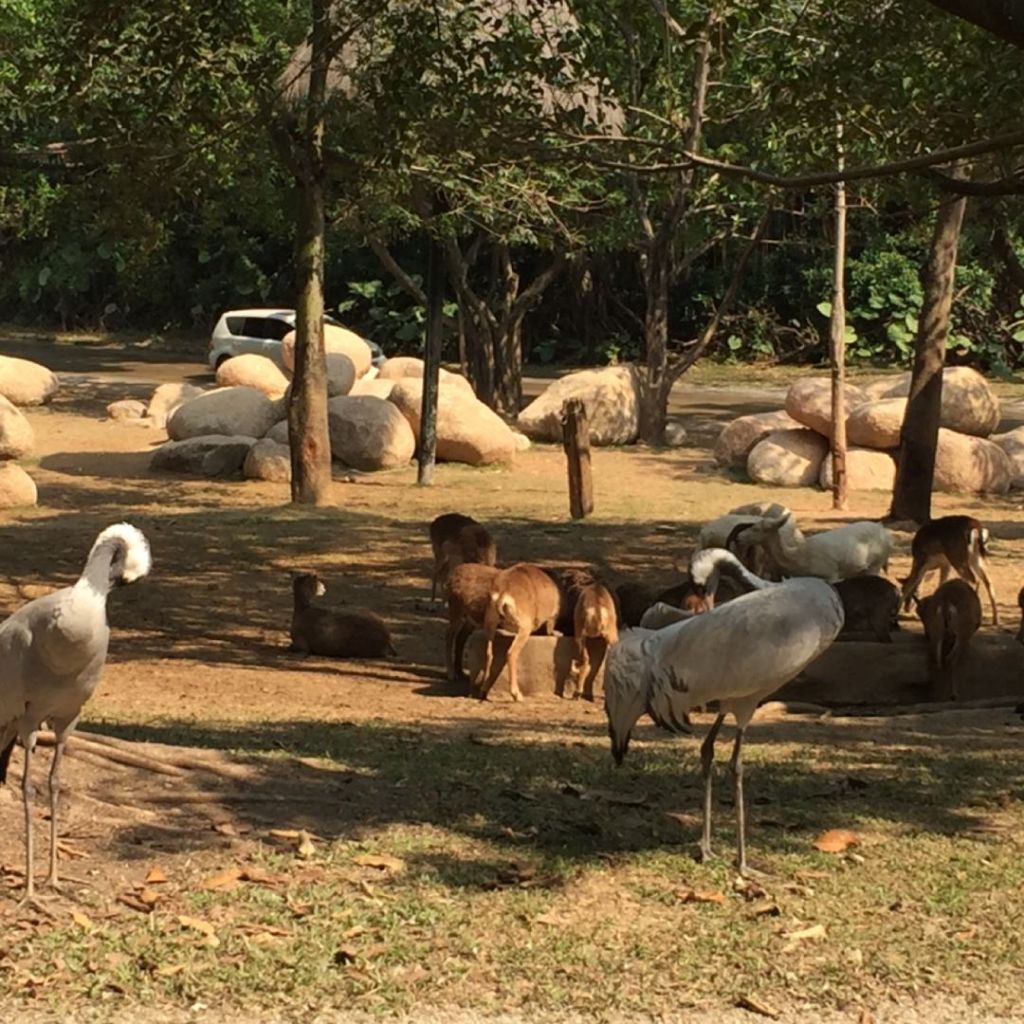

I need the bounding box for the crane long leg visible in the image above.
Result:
[47,734,70,888]
[20,732,37,904]
[699,713,725,863]
[729,727,748,876]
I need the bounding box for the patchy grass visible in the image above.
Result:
[4,710,1024,1020]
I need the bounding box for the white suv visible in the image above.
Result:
[208,308,385,370]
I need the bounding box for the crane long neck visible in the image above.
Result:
[78,538,118,599]
[693,548,773,594]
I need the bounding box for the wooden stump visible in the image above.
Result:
[562,398,593,519]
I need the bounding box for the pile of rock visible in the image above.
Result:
[147,346,520,482]
[715,367,1012,494]
[0,354,59,507]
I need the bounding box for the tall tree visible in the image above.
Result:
[890,178,969,522]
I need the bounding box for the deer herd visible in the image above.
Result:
[424,506,1016,705]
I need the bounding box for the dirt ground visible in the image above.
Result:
[2,335,1024,1022]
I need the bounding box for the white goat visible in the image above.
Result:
[733,511,892,582]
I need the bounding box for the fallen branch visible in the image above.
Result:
[36,731,186,777]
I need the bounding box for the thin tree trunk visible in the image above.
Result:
[636,11,715,445]
[418,234,444,485]
[890,179,969,522]
[288,0,332,505]
[830,121,848,511]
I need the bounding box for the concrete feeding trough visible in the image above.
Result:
[463,631,607,701]
[462,620,1024,709]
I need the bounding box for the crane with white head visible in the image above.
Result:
[604,548,843,876]
[0,523,151,909]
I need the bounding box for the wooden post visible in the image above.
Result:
[829,117,848,511]
[562,398,594,519]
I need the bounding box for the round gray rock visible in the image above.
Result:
[167,386,278,441]
[244,438,291,482]
[0,395,35,460]
[0,355,58,406]
[327,395,416,471]
[747,428,828,486]
[0,462,38,506]
[714,410,801,469]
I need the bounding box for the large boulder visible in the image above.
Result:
[784,377,867,437]
[0,395,35,460]
[933,428,1011,495]
[847,398,906,449]
[389,377,516,465]
[264,419,290,444]
[990,426,1024,489]
[281,324,373,378]
[517,366,640,446]
[860,372,911,401]
[939,366,1000,436]
[325,353,357,397]
[147,382,205,430]
[167,386,278,441]
[0,355,58,406]
[350,377,395,399]
[713,410,802,470]
[327,395,416,471]
[818,446,896,491]
[747,428,828,487]
[377,357,475,396]
[151,434,257,477]
[0,462,37,506]
[215,354,289,398]
[244,438,291,482]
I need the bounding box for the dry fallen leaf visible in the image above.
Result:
[353,853,406,874]
[137,888,162,908]
[785,923,827,942]
[239,866,288,887]
[56,840,89,860]
[736,993,780,1019]
[71,910,95,932]
[154,964,186,978]
[678,887,726,905]
[954,925,978,942]
[145,866,169,884]
[812,828,861,854]
[177,916,220,947]
[200,867,243,891]
[749,900,781,918]
[297,831,316,859]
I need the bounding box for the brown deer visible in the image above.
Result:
[428,513,497,603]
[916,579,982,701]
[476,564,562,702]
[290,573,395,658]
[899,515,998,625]
[564,583,619,701]
[443,563,500,686]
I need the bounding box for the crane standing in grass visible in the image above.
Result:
[604,548,843,877]
[0,523,151,907]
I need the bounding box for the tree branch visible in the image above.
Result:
[593,128,1024,189]
[367,234,428,305]
[924,166,1024,195]
[509,249,566,320]
[922,0,1024,50]
[667,206,772,383]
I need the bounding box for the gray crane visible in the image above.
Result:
[0,523,151,907]
[604,548,843,877]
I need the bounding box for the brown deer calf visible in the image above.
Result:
[476,564,562,702]
[899,515,998,625]
[290,573,395,658]
[444,563,500,686]
[428,512,497,603]
[564,583,619,701]
[916,579,982,701]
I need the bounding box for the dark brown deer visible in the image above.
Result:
[564,583,619,701]
[916,579,982,701]
[443,563,500,686]
[428,513,497,603]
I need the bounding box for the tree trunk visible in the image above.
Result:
[418,234,444,485]
[830,122,848,511]
[287,0,332,505]
[638,254,671,444]
[494,317,523,415]
[889,183,969,522]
